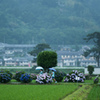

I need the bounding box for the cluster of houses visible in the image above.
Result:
[0,43,98,67]
[0,43,36,67]
[57,46,97,67]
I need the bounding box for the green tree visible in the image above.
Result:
[88,65,94,75]
[37,51,57,71]
[29,43,51,62]
[83,32,100,67]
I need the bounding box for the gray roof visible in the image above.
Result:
[57,51,83,56]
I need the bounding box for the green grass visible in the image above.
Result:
[0,84,78,100]
[63,85,92,100]
[85,76,100,84]
[87,85,100,100]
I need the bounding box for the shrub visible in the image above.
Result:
[94,75,99,84]
[4,70,13,78]
[55,71,65,82]
[85,74,92,80]
[0,73,11,83]
[64,70,85,83]
[37,51,57,71]
[30,73,37,80]
[36,73,52,84]
[88,65,94,75]
[20,73,32,83]
[0,70,12,83]
[14,71,25,82]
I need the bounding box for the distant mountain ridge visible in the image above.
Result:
[0,0,100,45]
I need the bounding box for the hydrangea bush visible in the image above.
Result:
[20,73,32,83]
[0,70,12,83]
[55,71,66,82]
[14,71,25,82]
[94,75,99,84]
[30,73,37,80]
[36,73,52,84]
[64,70,85,83]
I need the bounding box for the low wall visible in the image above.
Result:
[85,68,100,74]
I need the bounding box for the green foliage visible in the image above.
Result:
[14,71,25,82]
[94,75,99,84]
[55,71,65,82]
[0,73,11,83]
[83,32,100,67]
[29,43,51,62]
[0,1,100,45]
[0,70,12,83]
[20,73,32,83]
[85,75,92,80]
[88,65,94,75]
[37,51,57,71]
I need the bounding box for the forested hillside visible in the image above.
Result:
[0,0,100,45]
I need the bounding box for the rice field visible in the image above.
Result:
[87,85,100,100]
[0,84,78,100]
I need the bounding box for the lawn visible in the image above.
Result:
[0,84,78,100]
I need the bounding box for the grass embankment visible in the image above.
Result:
[63,85,92,100]
[0,84,78,100]
[87,85,100,100]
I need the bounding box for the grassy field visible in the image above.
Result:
[0,84,78,100]
[0,77,100,100]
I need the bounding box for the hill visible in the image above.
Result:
[0,0,100,45]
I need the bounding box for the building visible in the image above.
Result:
[57,46,98,67]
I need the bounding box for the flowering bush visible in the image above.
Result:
[0,73,11,83]
[14,71,25,82]
[64,70,85,83]
[0,70,12,78]
[20,73,32,83]
[36,73,52,84]
[94,75,99,84]
[30,73,37,80]
[55,71,66,82]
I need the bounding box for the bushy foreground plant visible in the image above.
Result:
[14,71,25,82]
[36,73,52,84]
[88,65,94,75]
[20,73,32,83]
[30,73,37,80]
[64,70,85,83]
[94,75,99,84]
[55,71,66,82]
[85,74,92,80]
[0,70,12,83]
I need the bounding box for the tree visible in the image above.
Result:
[88,65,94,75]
[83,32,100,67]
[29,43,51,62]
[37,51,57,71]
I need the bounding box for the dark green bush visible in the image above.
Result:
[14,71,25,82]
[88,65,94,75]
[55,71,65,82]
[85,75,92,80]
[30,73,37,80]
